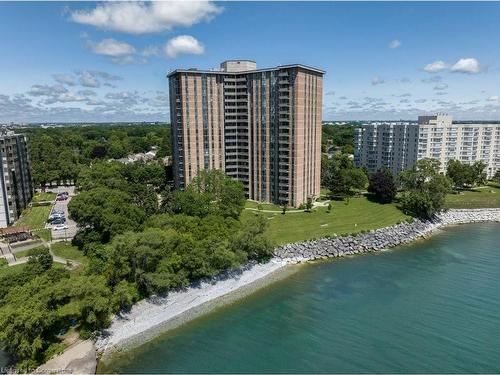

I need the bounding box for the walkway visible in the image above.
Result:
[244,200,331,213]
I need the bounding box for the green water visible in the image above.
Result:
[102,223,500,373]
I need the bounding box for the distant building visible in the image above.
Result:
[0,130,34,228]
[168,60,324,207]
[354,121,419,176]
[354,114,500,178]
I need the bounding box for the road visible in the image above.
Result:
[45,186,78,241]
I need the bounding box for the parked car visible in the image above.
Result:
[53,224,68,231]
[50,218,66,225]
[48,213,65,222]
[56,196,68,201]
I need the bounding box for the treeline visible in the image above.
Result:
[321,123,358,154]
[21,124,172,188]
[0,161,273,369]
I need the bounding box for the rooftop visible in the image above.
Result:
[167,61,325,77]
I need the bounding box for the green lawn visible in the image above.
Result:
[51,242,88,266]
[445,184,500,209]
[14,205,52,241]
[242,194,409,245]
[13,246,46,259]
[15,205,51,230]
[32,192,56,203]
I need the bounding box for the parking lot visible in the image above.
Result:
[44,186,78,240]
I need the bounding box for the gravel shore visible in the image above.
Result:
[96,259,296,359]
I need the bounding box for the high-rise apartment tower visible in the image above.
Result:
[168,60,324,207]
[0,130,33,228]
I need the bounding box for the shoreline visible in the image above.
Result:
[91,208,499,367]
[96,259,298,362]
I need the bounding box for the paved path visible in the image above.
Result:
[244,200,331,213]
[35,340,97,375]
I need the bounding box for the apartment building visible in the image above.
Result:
[354,114,500,178]
[354,121,419,176]
[417,115,500,178]
[0,130,33,228]
[168,60,324,207]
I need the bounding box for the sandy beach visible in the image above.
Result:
[96,259,296,359]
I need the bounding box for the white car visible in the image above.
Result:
[53,224,69,231]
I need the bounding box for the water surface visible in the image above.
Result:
[102,223,500,373]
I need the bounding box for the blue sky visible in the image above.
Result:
[1,1,500,122]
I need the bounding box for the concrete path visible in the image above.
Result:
[244,200,331,213]
[35,340,97,375]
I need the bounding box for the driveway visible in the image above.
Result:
[45,186,78,241]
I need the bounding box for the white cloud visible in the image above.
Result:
[70,1,222,34]
[111,55,148,66]
[371,76,385,85]
[487,95,499,101]
[142,45,160,57]
[79,71,100,88]
[90,38,136,57]
[422,75,443,83]
[91,71,122,81]
[433,83,448,91]
[53,74,76,86]
[451,58,481,74]
[389,39,401,49]
[165,35,204,58]
[28,84,68,97]
[423,60,449,73]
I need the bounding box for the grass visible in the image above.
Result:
[15,205,51,231]
[51,242,88,266]
[12,246,46,259]
[242,194,409,245]
[445,184,500,209]
[32,192,56,203]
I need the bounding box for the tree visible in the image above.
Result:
[68,187,146,243]
[169,170,245,219]
[494,169,500,182]
[368,169,397,203]
[305,196,313,212]
[282,204,288,215]
[323,154,368,198]
[191,170,246,219]
[230,215,274,261]
[400,158,452,218]
[446,159,471,190]
[471,160,487,186]
[447,159,487,190]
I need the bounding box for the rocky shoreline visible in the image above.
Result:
[274,208,500,263]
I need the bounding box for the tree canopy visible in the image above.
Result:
[322,153,368,198]
[400,158,452,218]
[367,169,397,203]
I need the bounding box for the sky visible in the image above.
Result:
[2,1,500,123]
